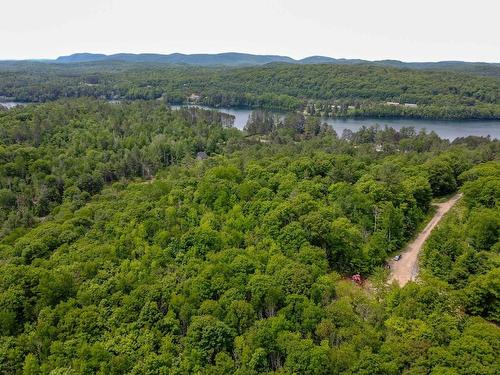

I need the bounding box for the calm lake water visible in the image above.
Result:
[172,105,500,141]
[2,102,499,140]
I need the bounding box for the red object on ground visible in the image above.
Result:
[351,274,363,285]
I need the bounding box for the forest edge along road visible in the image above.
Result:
[388,193,463,286]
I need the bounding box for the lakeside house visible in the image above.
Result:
[385,101,418,108]
[188,93,201,102]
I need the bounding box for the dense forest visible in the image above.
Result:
[0,100,498,374]
[1,62,499,120]
[421,161,499,323]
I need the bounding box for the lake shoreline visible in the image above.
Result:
[174,102,500,121]
[2,98,500,122]
[2,100,499,140]
[172,104,500,140]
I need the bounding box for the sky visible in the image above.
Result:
[1,0,499,62]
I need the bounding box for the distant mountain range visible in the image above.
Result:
[0,52,493,77]
[53,52,497,68]
[55,52,295,65]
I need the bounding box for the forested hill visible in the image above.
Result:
[48,52,500,77]
[1,62,499,120]
[54,52,296,65]
[0,99,499,374]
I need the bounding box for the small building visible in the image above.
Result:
[404,103,418,108]
[188,93,201,102]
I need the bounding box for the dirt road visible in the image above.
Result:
[388,193,462,286]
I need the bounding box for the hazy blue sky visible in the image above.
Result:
[2,0,499,62]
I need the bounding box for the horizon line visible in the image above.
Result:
[0,51,498,65]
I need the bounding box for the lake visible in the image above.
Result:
[172,105,500,141]
[2,102,499,140]
[321,117,500,141]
